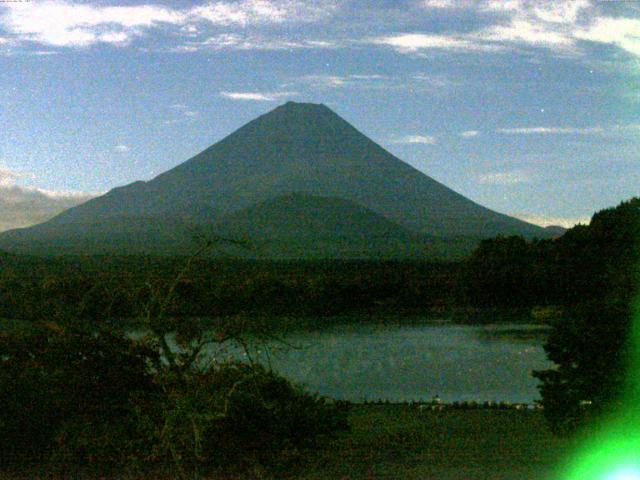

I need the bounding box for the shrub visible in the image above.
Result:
[0,323,349,477]
[0,323,160,469]
[150,361,349,476]
[533,300,632,434]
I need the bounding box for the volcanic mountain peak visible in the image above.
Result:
[0,102,553,258]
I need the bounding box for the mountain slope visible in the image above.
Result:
[213,193,430,258]
[0,101,551,257]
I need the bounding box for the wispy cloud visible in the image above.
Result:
[460,130,479,138]
[173,33,336,52]
[190,0,336,26]
[0,168,20,187]
[170,103,199,117]
[285,72,463,96]
[478,171,531,185]
[496,123,640,136]
[163,103,200,125]
[298,75,348,88]
[473,20,574,50]
[0,0,337,49]
[220,91,297,101]
[496,126,605,135]
[378,0,640,59]
[4,0,637,62]
[422,0,464,9]
[0,1,184,48]
[574,17,640,57]
[393,134,437,145]
[294,73,387,89]
[371,33,497,53]
[114,144,130,153]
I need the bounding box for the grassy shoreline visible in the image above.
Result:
[0,305,558,333]
[300,404,573,480]
[1,404,575,480]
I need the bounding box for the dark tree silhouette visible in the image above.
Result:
[534,198,640,434]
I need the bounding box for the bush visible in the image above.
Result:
[533,300,632,435]
[0,322,349,477]
[0,323,160,469]
[145,361,349,476]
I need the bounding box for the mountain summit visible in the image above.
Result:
[0,102,552,258]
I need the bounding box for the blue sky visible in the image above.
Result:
[0,0,638,231]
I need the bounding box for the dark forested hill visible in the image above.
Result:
[465,197,640,307]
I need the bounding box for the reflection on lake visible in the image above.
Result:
[199,322,551,403]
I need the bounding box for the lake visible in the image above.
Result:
[193,321,551,404]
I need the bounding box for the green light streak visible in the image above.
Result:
[560,296,640,480]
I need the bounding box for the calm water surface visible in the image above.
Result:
[198,322,551,403]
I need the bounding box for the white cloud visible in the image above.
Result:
[575,17,640,57]
[478,171,531,184]
[0,168,96,232]
[460,130,479,138]
[169,103,199,117]
[220,91,296,101]
[422,0,461,8]
[0,185,96,232]
[473,19,574,49]
[371,33,494,53]
[174,33,336,52]
[0,168,20,186]
[390,0,640,59]
[531,0,590,24]
[5,0,634,61]
[349,74,386,80]
[163,104,200,124]
[0,0,336,49]
[295,74,388,89]
[393,134,437,145]
[28,50,60,56]
[114,144,130,153]
[373,11,576,54]
[1,1,185,47]
[512,213,589,228]
[191,0,336,26]
[496,126,605,134]
[97,31,129,45]
[496,124,640,136]
[288,72,461,95]
[423,0,591,21]
[412,73,459,88]
[298,75,347,88]
[480,1,522,13]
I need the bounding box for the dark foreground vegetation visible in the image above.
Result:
[0,405,573,480]
[0,197,638,477]
[0,321,349,478]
